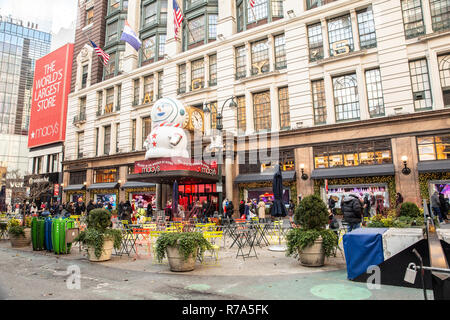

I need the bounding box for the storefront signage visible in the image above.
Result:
[28,43,74,148]
[29,176,49,185]
[134,157,218,176]
[54,184,60,196]
[332,40,350,56]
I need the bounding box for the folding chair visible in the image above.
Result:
[133,228,152,258]
[119,229,137,257]
[202,231,223,266]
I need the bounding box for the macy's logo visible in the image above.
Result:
[30,122,59,139]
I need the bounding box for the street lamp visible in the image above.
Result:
[203,96,237,215]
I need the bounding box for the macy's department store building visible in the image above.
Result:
[61,0,450,213]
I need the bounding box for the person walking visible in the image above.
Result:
[439,193,449,223]
[86,200,95,216]
[363,193,371,218]
[239,200,245,219]
[341,193,362,232]
[431,191,444,223]
[225,200,234,219]
[395,193,404,209]
[257,199,266,222]
[288,200,295,217]
[328,196,336,216]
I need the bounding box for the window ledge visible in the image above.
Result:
[96,111,119,120]
[133,102,155,110]
[236,70,283,84]
[417,29,450,41]
[309,48,375,66]
[82,23,93,32]
[177,86,216,97]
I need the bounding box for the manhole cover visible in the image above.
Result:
[310,284,372,300]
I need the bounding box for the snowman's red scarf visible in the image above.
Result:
[158,121,181,127]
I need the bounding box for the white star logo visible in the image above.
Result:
[31,131,35,139]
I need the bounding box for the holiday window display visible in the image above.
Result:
[95,194,116,208]
[327,184,390,214]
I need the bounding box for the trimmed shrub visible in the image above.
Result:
[294,195,329,230]
[399,202,420,218]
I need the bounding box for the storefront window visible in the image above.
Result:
[69,171,86,185]
[417,134,450,161]
[327,184,390,209]
[313,140,392,168]
[94,168,117,183]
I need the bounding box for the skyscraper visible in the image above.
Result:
[0,15,51,174]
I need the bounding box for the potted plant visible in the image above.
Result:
[155,232,212,272]
[75,208,122,262]
[8,218,31,247]
[285,195,338,267]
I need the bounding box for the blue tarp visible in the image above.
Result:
[343,228,388,280]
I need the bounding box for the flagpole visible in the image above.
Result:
[174,0,195,43]
[248,0,257,24]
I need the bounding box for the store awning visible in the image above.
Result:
[63,184,85,191]
[87,182,118,190]
[311,164,395,180]
[417,160,450,173]
[234,171,296,184]
[122,181,156,188]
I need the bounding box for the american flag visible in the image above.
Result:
[90,40,110,65]
[173,0,183,40]
[249,0,255,7]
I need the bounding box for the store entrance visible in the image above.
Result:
[177,183,219,213]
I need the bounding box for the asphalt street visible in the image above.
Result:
[0,245,431,300]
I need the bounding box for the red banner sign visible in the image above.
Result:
[134,157,218,175]
[54,184,60,196]
[28,43,74,148]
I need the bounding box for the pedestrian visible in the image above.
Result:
[431,191,444,223]
[239,200,245,219]
[439,193,449,223]
[328,196,336,216]
[165,200,172,221]
[341,193,362,232]
[288,200,295,217]
[257,199,266,222]
[122,200,132,224]
[363,193,371,218]
[225,200,234,219]
[396,192,403,209]
[369,192,376,216]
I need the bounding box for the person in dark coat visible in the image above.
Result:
[363,194,371,218]
[121,201,132,223]
[117,201,124,219]
[341,194,362,232]
[439,193,448,224]
[146,202,153,218]
[86,200,96,216]
[239,200,245,219]
[226,201,234,219]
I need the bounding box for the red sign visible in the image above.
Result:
[54,184,60,196]
[28,43,74,148]
[134,157,218,175]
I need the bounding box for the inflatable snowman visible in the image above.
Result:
[143,97,190,159]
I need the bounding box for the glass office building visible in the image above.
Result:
[0,16,51,175]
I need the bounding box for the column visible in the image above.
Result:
[357,66,369,120]
[166,0,182,58]
[270,85,280,132]
[245,91,254,134]
[186,61,192,92]
[136,116,143,150]
[428,50,445,110]
[268,34,275,72]
[295,147,314,201]
[350,9,361,52]
[111,123,118,155]
[123,0,140,72]
[321,18,330,59]
[119,166,127,202]
[139,76,144,105]
[392,137,421,205]
[204,54,210,87]
[422,0,433,35]
[156,184,162,210]
[217,0,236,37]
[225,158,233,202]
[98,126,105,156]
[324,73,336,124]
[86,168,93,203]
[245,41,252,77]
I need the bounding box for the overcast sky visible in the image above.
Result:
[0,0,77,34]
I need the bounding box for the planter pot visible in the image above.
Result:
[87,239,114,262]
[10,228,31,247]
[166,245,197,272]
[298,236,325,267]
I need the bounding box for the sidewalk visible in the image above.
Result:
[0,236,347,277]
